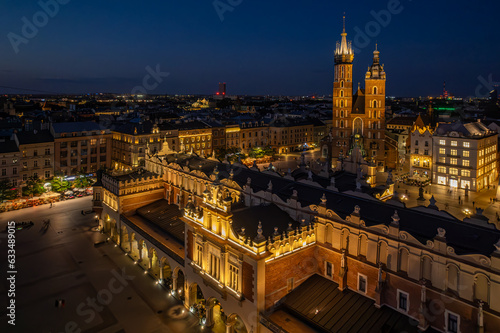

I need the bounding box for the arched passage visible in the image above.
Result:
[129,233,139,259]
[110,219,118,243]
[205,297,226,331]
[121,227,130,252]
[188,282,205,309]
[160,257,172,284]
[149,248,159,274]
[227,313,248,333]
[173,267,185,301]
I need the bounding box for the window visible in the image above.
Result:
[287,277,294,292]
[462,160,469,167]
[439,140,446,145]
[450,158,457,165]
[451,141,457,147]
[449,168,458,175]
[325,262,333,279]
[45,159,50,166]
[439,157,446,163]
[209,253,220,280]
[33,150,38,156]
[33,160,38,168]
[439,148,446,154]
[358,274,367,293]
[196,244,203,264]
[12,167,17,175]
[397,290,409,313]
[1,169,5,176]
[424,150,429,155]
[23,174,27,181]
[45,171,50,178]
[446,310,459,333]
[99,138,106,145]
[1,160,5,165]
[415,140,419,146]
[463,142,470,148]
[450,149,457,156]
[461,170,470,177]
[414,149,419,154]
[229,264,239,291]
[90,139,97,145]
[463,150,469,157]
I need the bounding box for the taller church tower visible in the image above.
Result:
[330,17,387,169]
[331,16,354,160]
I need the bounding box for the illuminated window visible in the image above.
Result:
[463,142,470,148]
[463,150,469,157]
[461,169,470,177]
[439,140,446,145]
[196,244,203,264]
[449,168,458,175]
[451,141,457,146]
[438,166,446,173]
[229,264,239,291]
[462,160,469,167]
[439,157,446,163]
[439,148,446,154]
[450,158,457,165]
[451,149,457,156]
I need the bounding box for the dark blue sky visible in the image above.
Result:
[0,0,498,97]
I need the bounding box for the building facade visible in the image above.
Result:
[14,130,54,184]
[409,115,434,180]
[94,150,500,333]
[111,122,161,171]
[331,20,387,168]
[51,122,113,176]
[0,139,21,188]
[432,121,498,191]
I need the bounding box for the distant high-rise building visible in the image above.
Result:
[218,82,226,96]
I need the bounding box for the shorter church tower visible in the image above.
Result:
[364,45,386,166]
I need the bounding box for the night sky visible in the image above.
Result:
[0,0,498,97]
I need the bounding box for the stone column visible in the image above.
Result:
[418,281,428,330]
[226,322,234,333]
[205,304,215,327]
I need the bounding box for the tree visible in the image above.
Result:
[50,177,71,193]
[248,146,274,159]
[22,176,46,197]
[74,174,92,189]
[0,179,18,201]
[215,147,241,160]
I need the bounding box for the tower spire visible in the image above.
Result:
[335,14,353,63]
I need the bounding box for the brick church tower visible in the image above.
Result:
[330,17,387,169]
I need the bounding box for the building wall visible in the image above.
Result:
[54,133,112,176]
[19,141,54,183]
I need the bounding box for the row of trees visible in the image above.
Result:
[214,146,275,162]
[0,173,94,201]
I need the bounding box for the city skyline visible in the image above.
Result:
[0,0,499,97]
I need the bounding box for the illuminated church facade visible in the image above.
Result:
[328,18,387,171]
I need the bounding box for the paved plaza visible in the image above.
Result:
[0,197,223,333]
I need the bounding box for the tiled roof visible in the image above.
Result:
[16,130,54,145]
[51,121,106,133]
[160,153,500,257]
[280,274,439,333]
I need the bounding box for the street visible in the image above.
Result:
[0,197,208,333]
